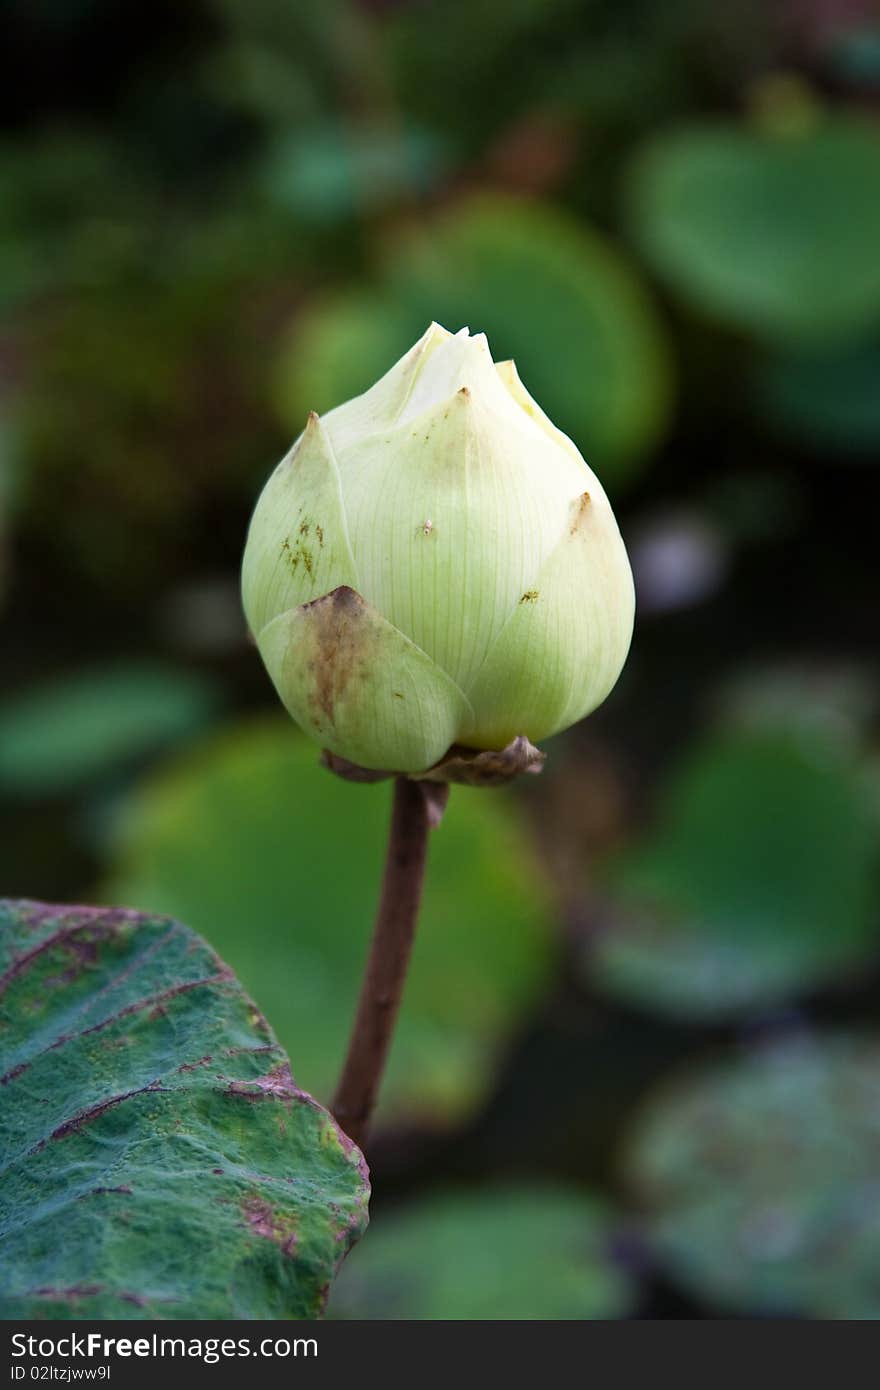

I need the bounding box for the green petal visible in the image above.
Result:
[465,490,634,747]
[256,586,474,772]
[241,412,358,637]
[335,383,582,693]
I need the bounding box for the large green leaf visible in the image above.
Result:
[591,731,879,1020]
[104,717,555,1127]
[0,664,220,799]
[625,1034,880,1318]
[275,195,673,484]
[0,898,369,1320]
[329,1186,636,1320]
[628,118,880,343]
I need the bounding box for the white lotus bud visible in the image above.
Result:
[242,324,634,774]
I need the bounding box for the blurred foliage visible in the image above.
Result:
[626,1035,880,1318]
[715,661,878,748]
[592,728,880,1020]
[276,195,673,483]
[260,122,450,225]
[329,1186,635,1320]
[0,420,11,608]
[104,719,555,1127]
[756,338,880,456]
[0,664,220,797]
[628,116,880,344]
[2,0,880,1320]
[0,131,151,311]
[15,281,280,593]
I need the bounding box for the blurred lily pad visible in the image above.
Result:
[329,1186,636,1320]
[276,195,673,483]
[756,339,880,455]
[625,1034,880,1318]
[0,664,220,798]
[628,118,880,343]
[104,718,555,1127]
[591,731,879,1020]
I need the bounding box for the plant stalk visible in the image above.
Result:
[332,775,434,1149]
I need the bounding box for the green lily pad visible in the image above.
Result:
[104,717,555,1127]
[276,195,673,484]
[628,118,880,343]
[592,731,879,1020]
[329,1186,636,1320]
[625,1034,880,1318]
[0,898,369,1320]
[0,664,220,798]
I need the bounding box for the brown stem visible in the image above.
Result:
[332,776,435,1149]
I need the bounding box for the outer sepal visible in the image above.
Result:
[257,586,474,772]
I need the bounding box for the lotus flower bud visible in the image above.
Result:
[242,324,634,774]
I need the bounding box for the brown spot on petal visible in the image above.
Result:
[280,537,301,574]
[298,586,367,727]
[570,491,591,534]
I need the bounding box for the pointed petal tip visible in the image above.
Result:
[300,582,364,615]
[412,322,456,358]
[404,321,456,377]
